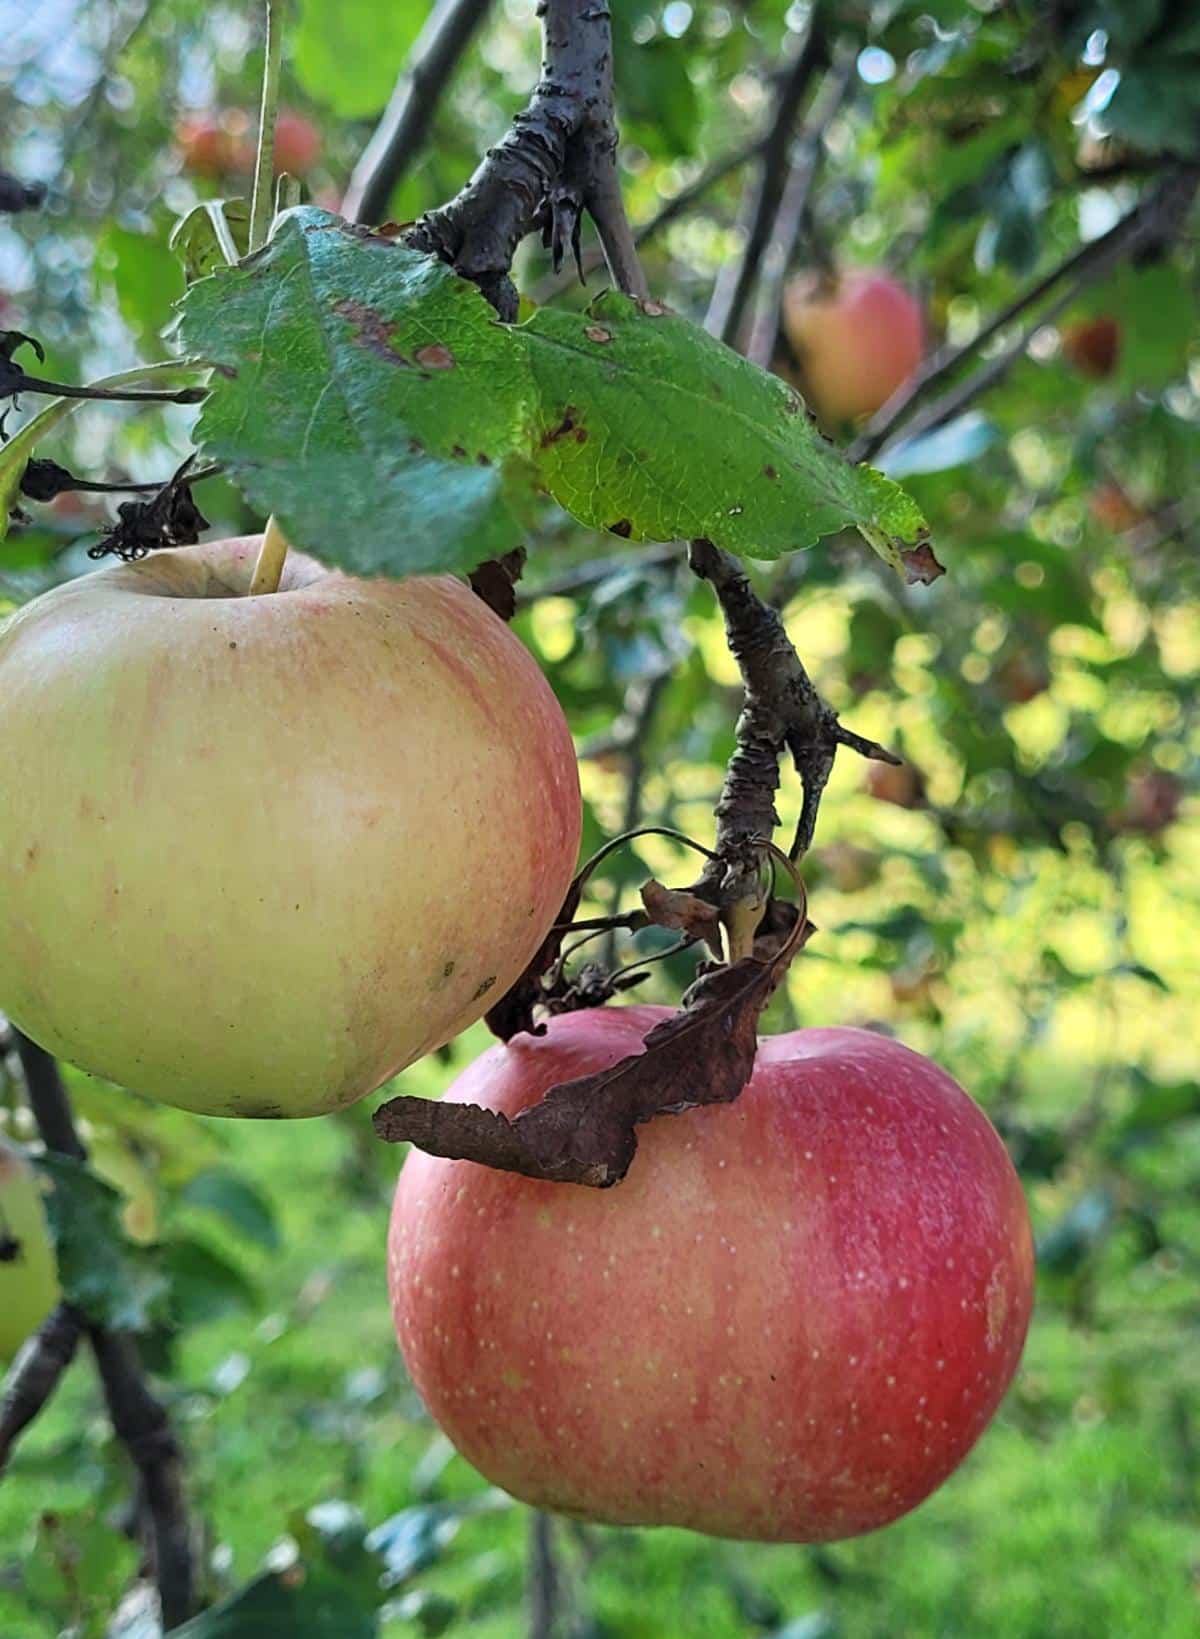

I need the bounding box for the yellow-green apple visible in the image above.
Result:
[782,271,924,425]
[390,1008,1034,1542]
[0,538,580,1118]
[0,1138,59,1359]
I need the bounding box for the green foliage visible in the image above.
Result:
[178,209,926,575]
[34,1154,167,1332]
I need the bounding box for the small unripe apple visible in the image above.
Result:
[0,538,580,1118]
[781,271,924,425]
[1088,481,1145,535]
[995,648,1050,705]
[815,841,881,894]
[390,1008,1034,1541]
[1060,316,1120,380]
[1115,769,1183,836]
[175,114,239,179]
[0,1138,59,1360]
[865,760,924,809]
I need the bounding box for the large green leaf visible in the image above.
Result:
[34,1154,168,1333]
[522,292,928,569]
[177,208,929,580]
[176,210,526,576]
[168,1562,378,1639]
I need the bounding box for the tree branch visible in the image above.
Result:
[0,1304,83,1476]
[704,13,828,346]
[743,45,856,368]
[345,0,494,226]
[404,0,635,318]
[527,1511,560,1639]
[687,540,897,891]
[8,1032,195,1629]
[849,165,1200,462]
[89,1329,194,1632]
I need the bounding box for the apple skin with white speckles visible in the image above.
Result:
[388,1008,1034,1542]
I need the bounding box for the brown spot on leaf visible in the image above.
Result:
[415,343,455,370]
[638,299,670,318]
[574,426,588,444]
[540,407,581,447]
[607,518,633,538]
[763,465,778,479]
[901,540,946,585]
[783,394,802,416]
[473,975,498,1001]
[451,444,468,458]
[332,297,410,365]
[584,325,614,343]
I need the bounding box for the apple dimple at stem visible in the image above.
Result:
[0,537,582,1119]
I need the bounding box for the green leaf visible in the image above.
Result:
[26,1510,140,1634]
[34,1154,168,1332]
[169,1560,378,1639]
[170,200,251,282]
[176,209,525,577]
[294,0,424,119]
[522,292,929,571]
[178,1167,281,1251]
[1104,59,1200,157]
[95,221,184,344]
[164,1237,258,1327]
[177,209,929,580]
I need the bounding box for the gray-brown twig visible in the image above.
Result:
[704,10,829,346]
[345,0,494,226]
[7,1032,195,1630]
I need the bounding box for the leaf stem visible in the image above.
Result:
[249,515,290,595]
[248,0,284,254]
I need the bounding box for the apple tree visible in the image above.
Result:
[0,0,1197,1634]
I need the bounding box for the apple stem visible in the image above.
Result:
[249,516,290,595]
[248,0,283,255]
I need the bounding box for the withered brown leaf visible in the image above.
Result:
[640,878,723,953]
[374,900,804,1187]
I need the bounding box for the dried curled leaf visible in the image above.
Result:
[373,897,805,1187]
[467,547,526,622]
[483,877,584,1043]
[640,879,723,953]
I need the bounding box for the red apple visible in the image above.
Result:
[389,1007,1034,1541]
[1060,316,1120,380]
[272,110,322,177]
[0,538,581,1118]
[782,271,925,425]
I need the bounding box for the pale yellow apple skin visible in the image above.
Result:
[0,1138,59,1360]
[0,538,581,1118]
